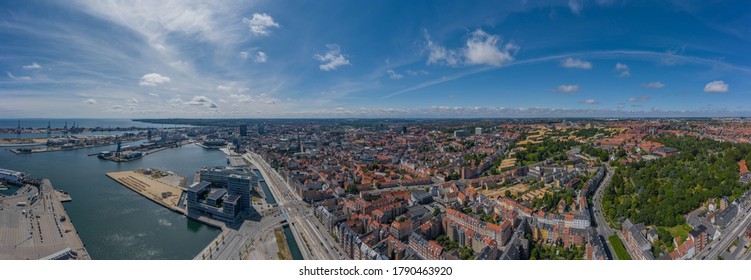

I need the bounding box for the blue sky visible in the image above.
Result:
[1,0,750,118]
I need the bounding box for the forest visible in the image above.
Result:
[514,139,576,166]
[602,135,751,228]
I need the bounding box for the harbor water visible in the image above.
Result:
[0,142,224,259]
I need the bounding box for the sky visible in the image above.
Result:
[1,0,750,118]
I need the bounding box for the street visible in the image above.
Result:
[696,204,751,260]
[591,165,617,259]
[245,152,347,260]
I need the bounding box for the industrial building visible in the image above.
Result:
[0,168,27,185]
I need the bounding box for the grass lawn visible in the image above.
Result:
[609,235,632,260]
[661,223,692,243]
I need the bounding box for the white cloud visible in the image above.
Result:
[628,96,649,102]
[169,60,189,70]
[127,98,141,104]
[239,51,250,60]
[556,84,580,94]
[463,29,517,66]
[74,1,225,44]
[242,13,279,36]
[643,81,665,88]
[314,44,350,71]
[252,51,267,63]
[425,31,460,66]
[386,69,403,80]
[704,80,729,93]
[614,63,630,77]
[228,92,279,105]
[83,98,98,104]
[229,93,252,103]
[425,29,517,67]
[216,82,249,93]
[23,62,42,70]
[167,96,184,104]
[147,92,160,97]
[580,99,598,104]
[561,57,592,69]
[139,73,171,86]
[568,0,583,15]
[6,72,31,81]
[187,95,218,108]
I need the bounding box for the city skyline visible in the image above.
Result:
[1,0,750,118]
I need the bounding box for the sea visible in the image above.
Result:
[0,118,152,129]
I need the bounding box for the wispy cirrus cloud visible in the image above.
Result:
[568,0,583,15]
[643,81,665,88]
[6,72,31,81]
[386,69,403,80]
[387,50,750,98]
[23,62,42,70]
[614,63,630,77]
[580,99,598,104]
[628,96,649,102]
[556,84,580,94]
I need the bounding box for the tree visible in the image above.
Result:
[603,135,751,227]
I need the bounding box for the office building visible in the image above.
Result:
[186,166,256,222]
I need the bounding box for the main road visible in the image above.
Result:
[244,152,347,260]
[591,164,618,259]
[696,203,751,260]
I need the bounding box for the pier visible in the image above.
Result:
[106,170,185,213]
[0,179,89,259]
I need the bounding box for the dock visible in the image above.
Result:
[106,170,185,213]
[0,179,89,259]
[56,189,72,202]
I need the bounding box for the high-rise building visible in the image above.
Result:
[239,125,248,137]
[186,166,257,222]
[475,127,482,135]
[453,129,470,138]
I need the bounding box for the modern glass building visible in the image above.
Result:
[186,166,256,222]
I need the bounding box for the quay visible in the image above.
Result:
[9,140,140,154]
[106,170,185,213]
[0,179,89,259]
[96,140,195,162]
